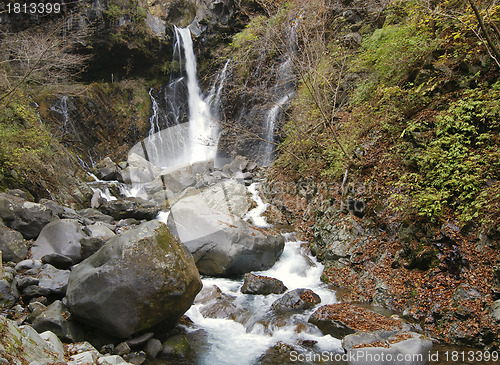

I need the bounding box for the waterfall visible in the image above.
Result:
[262,24,297,166]
[176,26,219,164]
[137,27,228,170]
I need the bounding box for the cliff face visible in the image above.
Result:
[0,0,250,203]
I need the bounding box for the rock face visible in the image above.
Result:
[168,180,284,276]
[30,219,88,263]
[240,273,288,295]
[0,221,28,263]
[66,221,202,338]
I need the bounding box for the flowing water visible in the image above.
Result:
[178,182,342,365]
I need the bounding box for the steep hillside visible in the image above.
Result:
[246,0,500,348]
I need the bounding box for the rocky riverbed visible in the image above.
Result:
[0,155,437,364]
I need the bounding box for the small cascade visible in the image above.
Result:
[244,182,270,228]
[261,24,297,166]
[186,234,341,365]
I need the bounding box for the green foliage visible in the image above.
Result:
[0,97,54,183]
[399,88,500,224]
[352,22,436,102]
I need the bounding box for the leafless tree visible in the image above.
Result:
[0,18,91,105]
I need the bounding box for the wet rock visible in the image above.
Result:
[0,316,64,364]
[98,197,162,220]
[161,334,192,358]
[168,182,284,276]
[31,219,88,263]
[0,221,28,263]
[343,331,432,365]
[271,288,321,313]
[0,193,55,239]
[32,300,85,342]
[309,304,405,339]
[67,221,202,338]
[241,273,288,295]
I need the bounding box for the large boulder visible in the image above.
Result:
[240,273,288,295]
[271,289,321,313]
[0,221,28,263]
[167,180,284,276]
[0,193,54,239]
[66,221,202,338]
[30,219,88,263]
[98,197,163,220]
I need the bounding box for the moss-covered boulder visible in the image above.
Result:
[66,220,201,338]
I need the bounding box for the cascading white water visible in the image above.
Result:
[184,187,341,365]
[137,28,228,170]
[176,26,219,164]
[185,234,342,365]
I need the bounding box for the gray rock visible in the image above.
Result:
[126,332,154,348]
[39,330,66,359]
[145,338,162,358]
[79,236,106,259]
[271,288,321,313]
[0,271,19,308]
[77,208,115,224]
[37,264,70,297]
[66,221,202,338]
[16,275,39,290]
[26,301,47,323]
[241,273,288,295]
[83,224,116,240]
[113,342,131,356]
[98,197,162,221]
[15,259,42,271]
[32,300,85,342]
[168,182,284,276]
[99,355,133,364]
[121,153,161,184]
[0,221,28,263]
[41,253,74,269]
[21,285,50,303]
[94,157,120,181]
[0,316,64,364]
[31,219,88,263]
[343,331,432,365]
[0,194,54,239]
